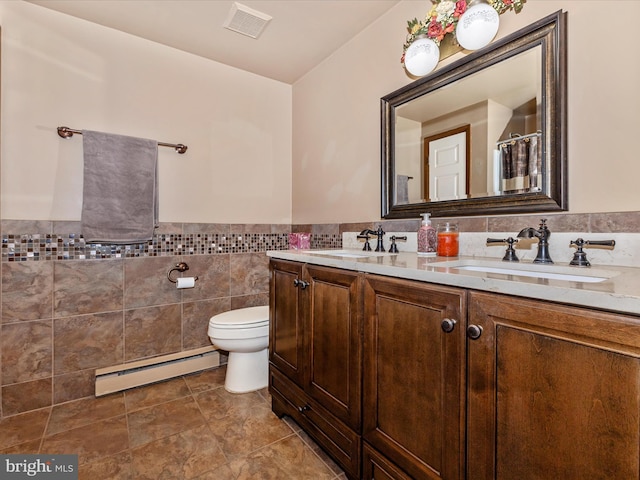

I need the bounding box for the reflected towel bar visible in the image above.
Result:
[496,131,542,148]
[57,126,188,154]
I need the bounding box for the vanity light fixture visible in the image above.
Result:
[401,0,526,77]
[404,36,440,77]
[456,0,500,50]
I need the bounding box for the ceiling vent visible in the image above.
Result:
[223,2,272,39]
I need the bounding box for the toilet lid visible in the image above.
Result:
[209,305,269,328]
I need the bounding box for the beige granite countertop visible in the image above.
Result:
[267,249,640,316]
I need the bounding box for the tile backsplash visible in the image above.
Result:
[340,211,640,267]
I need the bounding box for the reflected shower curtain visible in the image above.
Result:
[500,136,542,193]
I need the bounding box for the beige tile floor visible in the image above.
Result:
[0,366,346,479]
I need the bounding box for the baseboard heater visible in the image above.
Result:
[95,346,221,396]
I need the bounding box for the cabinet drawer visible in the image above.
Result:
[270,365,309,415]
[270,367,361,479]
[363,443,414,480]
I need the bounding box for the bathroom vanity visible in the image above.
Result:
[267,250,640,480]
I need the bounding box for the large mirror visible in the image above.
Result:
[382,11,567,219]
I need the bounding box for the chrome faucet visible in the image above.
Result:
[517,219,553,264]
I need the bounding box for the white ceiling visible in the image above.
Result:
[26,0,401,84]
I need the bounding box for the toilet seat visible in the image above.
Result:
[210,319,268,329]
[208,305,269,327]
[208,306,269,339]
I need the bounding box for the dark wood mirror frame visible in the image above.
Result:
[381,10,567,219]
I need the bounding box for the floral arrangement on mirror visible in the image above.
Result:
[401,0,526,77]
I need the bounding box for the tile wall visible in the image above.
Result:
[0,220,341,419]
[2,211,639,419]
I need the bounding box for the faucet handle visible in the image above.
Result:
[357,233,373,251]
[570,239,616,248]
[569,238,616,267]
[389,235,407,254]
[487,237,520,262]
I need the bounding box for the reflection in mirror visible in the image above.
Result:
[396,47,541,203]
[382,11,567,219]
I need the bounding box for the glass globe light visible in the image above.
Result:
[404,36,440,77]
[455,1,500,50]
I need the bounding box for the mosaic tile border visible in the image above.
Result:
[2,232,343,262]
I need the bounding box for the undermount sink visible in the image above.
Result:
[436,260,616,283]
[303,249,384,258]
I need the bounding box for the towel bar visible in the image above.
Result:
[57,126,188,154]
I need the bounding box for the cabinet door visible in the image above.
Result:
[468,291,640,480]
[305,265,362,431]
[269,259,305,385]
[363,275,466,480]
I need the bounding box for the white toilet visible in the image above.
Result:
[207,305,270,393]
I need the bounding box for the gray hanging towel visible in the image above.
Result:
[396,174,410,204]
[81,130,158,244]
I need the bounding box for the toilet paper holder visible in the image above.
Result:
[167,262,199,283]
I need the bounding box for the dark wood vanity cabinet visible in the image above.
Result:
[363,275,466,480]
[269,259,363,479]
[467,291,640,480]
[270,259,640,480]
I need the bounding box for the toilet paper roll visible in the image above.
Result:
[176,277,196,289]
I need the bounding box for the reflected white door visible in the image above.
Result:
[428,132,467,201]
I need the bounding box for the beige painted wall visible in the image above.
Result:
[0,1,292,224]
[4,1,639,227]
[292,0,640,223]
